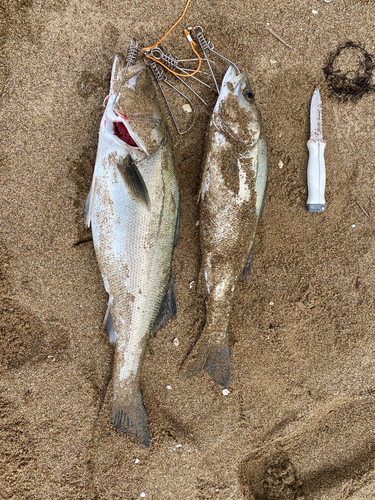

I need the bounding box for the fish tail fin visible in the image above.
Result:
[182,326,231,387]
[205,345,231,387]
[111,390,150,447]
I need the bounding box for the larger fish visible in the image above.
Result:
[85,55,180,446]
[183,65,267,387]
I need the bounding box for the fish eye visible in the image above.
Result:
[243,90,254,101]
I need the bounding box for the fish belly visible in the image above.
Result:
[200,128,260,294]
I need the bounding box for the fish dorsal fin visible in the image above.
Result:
[118,155,150,209]
[150,272,177,337]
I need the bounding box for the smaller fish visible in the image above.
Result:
[183,65,267,387]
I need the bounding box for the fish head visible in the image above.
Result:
[215,65,262,148]
[105,54,167,156]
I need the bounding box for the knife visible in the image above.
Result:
[306,89,326,212]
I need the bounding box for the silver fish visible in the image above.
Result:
[183,65,267,387]
[85,55,180,446]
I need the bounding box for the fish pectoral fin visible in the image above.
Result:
[111,391,151,447]
[241,143,267,280]
[182,329,231,388]
[118,155,150,208]
[150,273,177,337]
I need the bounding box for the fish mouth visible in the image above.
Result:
[229,72,250,97]
[232,73,249,96]
[113,120,139,148]
[220,65,247,92]
[107,55,149,154]
[105,101,146,153]
[107,55,164,155]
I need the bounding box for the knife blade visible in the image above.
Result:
[306,88,326,212]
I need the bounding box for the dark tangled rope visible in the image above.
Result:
[323,42,375,101]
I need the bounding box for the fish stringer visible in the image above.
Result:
[146,59,195,135]
[112,38,140,109]
[187,26,241,93]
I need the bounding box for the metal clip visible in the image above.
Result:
[148,46,211,104]
[147,59,195,135]
[112,39,140,108]
[150,47,213,83]
[188,26,240,93]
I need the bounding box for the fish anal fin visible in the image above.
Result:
[151,273,177,337]
[85,176,97,228]
[111,391,150,447]
[174,195,181,247]
[240,247,254,280]
[118,155,150,208]
[104,310,116,345]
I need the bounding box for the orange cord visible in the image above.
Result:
[142,1,201,79]
[145,30,201,77]
[142,0,192,53]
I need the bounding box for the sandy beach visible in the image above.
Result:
[1,0,375,498]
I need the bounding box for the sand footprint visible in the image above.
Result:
[239,394,375,499]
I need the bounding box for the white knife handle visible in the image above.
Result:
[306,139,326,212]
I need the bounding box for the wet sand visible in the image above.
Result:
[1,0,375,498]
